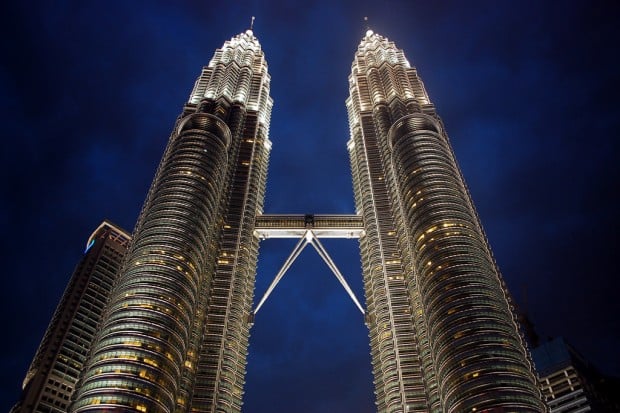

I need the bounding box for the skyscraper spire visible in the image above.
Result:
[363,16,374,37]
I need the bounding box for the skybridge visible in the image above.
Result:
[252,214,366,318]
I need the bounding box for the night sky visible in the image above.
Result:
[1,1,619,412]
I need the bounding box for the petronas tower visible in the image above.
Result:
[346,30,544,412]
[16,27,545,413]
[70,29,273,412]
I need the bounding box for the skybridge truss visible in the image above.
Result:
[252,214,366,317]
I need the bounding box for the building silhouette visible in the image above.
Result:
[13,221,130,413]
[16,28,546,412]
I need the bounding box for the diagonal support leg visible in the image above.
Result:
[254,235,309,315]
[308,232,365,315]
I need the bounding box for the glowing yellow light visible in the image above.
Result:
[143,358,159,367]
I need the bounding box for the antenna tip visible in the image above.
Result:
[364,17,373,37]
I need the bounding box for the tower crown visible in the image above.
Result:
[356,30,410,68]
[188,29,273,126]
[347,31,429,116]
[216,29,262,56]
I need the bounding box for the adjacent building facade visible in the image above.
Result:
[533,337,620,412]
[15,28,546,413]
[13,221,130,413]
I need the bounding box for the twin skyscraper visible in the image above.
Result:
[15,28,546,412]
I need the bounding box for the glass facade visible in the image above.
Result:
[346,30,545,412]
[13,221,130,413]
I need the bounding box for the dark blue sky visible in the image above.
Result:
[1,1,619,412]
